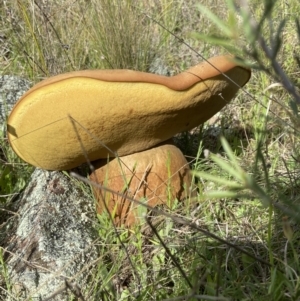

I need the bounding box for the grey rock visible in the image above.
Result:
[149,57,173,76]
[6,169,99,301]
[0,75,30,125]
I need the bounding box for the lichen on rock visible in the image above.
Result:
[6,168,99,300]
[0,75,30,124]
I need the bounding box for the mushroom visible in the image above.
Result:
[7,55,251,226]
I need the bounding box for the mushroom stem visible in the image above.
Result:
[89,141,193,227]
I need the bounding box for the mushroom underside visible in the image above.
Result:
[7,57,251,170]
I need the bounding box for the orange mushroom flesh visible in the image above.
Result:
[90,141,193,227]
[7,55,251,171]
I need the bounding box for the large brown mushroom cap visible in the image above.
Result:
[90,142,193,227]
[7,55,251,170]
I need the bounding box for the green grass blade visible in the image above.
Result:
[196,3,232,37]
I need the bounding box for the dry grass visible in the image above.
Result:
[0,0,228,79]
